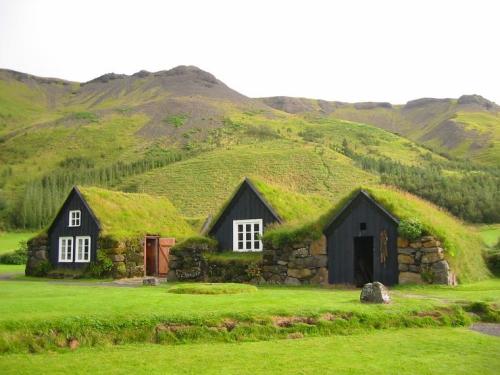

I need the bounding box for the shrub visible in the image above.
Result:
[245,124,279,139]
[87,251,114,278]
[30,260,51,277]
[0,241,27,264]
[163,114,187,128]
[398,218,424,241]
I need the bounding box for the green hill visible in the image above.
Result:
[0,66,497,232]
[261,95,500,165]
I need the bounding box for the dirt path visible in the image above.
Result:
[470,323,500,337]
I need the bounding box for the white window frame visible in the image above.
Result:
[58,237,73,262]
[233,219,263,252]
[69,210,81,227]
[75,236,91,263]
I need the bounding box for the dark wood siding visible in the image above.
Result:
[48,189,100,269]
[209,183,280,251]
[325,193,399,285]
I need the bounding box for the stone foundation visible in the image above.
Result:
[261,236,328,285]
[25,234,50,276]
[397,236,456,285]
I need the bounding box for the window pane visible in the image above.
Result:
[254,223,259,231]
[246,241,251,249]
[246,233,251,240]
[254,241,260,249]
[238,233,243,241]
[238,241,244,250]
[246,224,251,231]
[253,232,259,240]
[238,224,243,231]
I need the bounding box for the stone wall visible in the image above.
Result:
[25,234,50,276]
[398,236,456,285]
[25,234,145,279]
[261,236,328,285]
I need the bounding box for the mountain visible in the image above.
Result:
[261,95,500,165]
[0,66,498,230]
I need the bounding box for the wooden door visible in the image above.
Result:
[158,238,175,276]
[145,238,157,276]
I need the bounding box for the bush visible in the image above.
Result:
[0,241,27,264]
[87,251,114,278]
[398,218,424,241]
[30,260,51,277]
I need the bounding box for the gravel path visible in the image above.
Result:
[470,323,500,337]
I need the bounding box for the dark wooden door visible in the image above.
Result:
[354,236,374,287]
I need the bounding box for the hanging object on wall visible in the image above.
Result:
[380,229,388,265]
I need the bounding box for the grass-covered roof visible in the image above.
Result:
[78,186,195,240]
[209,177,332,231]
[265,185,490,282]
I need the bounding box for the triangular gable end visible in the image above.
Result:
[323,190,399,235]
[208,178,283,234]
[47,186,101,232]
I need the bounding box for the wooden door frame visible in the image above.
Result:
[143,235,160,277]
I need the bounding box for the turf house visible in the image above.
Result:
[25,186,195,279]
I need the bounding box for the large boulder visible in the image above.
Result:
[360,282,390,304]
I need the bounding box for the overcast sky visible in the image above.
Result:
[0,0,499,104]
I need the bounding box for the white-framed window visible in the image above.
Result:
[75,236,91,263]
[58,237,73,262]
[69,210,81,227]
[233,219,263,252]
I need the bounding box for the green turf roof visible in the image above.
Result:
[208,177,332,231]
[77,186,195,240]
[318,185,490,282]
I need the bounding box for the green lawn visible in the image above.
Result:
[0,232,35,254]
[0,264,24,275]
[0,328,498,374]
[477,224,500,247]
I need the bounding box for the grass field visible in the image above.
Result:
[477,224,500,247]
[0,232,35,254]
[0,328,498,375]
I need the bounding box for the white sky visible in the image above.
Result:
[0,0,499,104]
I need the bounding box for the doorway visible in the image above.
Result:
[353,236,374,287]
[144,236,175,277]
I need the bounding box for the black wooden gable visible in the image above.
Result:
[48,186,100,233]
[324,190,399,235]
[209,178,282,235]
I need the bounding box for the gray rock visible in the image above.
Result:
[284,277,301,285]
[277,260,288,266]
[409,265,420,272]
[292,248,309,258]
[143,277,160,286]
[398,263,409,272]
[398,248,415,255]
[35,250,47,260]
[360,282,390,304]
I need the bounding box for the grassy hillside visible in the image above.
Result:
[118,140,377,218]
[261,96,500,165]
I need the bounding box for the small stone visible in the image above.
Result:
[287,268,312,279]
[292,248,309,258]
[284,277,301,285]
[360,282,390,304]
[143,277,160,286]
[398,263,409,272]
[420,236,435,242]
[421,252,444,264]
[398,248,415,255]
[277,260,288,266]
[399,272,423,284]
[409,241,422,249]
[420,247,444,254]
[397,237,409,248]
[398,254,414,264]
[422,239,441,248]
[409,265,419,272]
[310,267,328,284]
